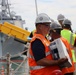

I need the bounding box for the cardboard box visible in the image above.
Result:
[49,38,72,68]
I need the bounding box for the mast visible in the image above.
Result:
[0,0,12,20]
[35,0,38,16]
[0,0,25,27]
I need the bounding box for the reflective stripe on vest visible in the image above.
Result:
[29,51,51,59]
[70,33,75,49]
[30,66,45,70]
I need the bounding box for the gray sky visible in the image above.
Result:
[10,0,76,32]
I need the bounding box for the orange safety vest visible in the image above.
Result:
[60,37,75,75]
[28,34,62,75]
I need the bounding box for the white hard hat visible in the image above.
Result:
[35,13,52,24]
[50,22,62,30]
[63,19,72,25]
[57,14,65,21]
[50,18,54,22]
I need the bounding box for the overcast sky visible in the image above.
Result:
[10,0,76,32]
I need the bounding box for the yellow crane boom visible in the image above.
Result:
[0,22,30,43]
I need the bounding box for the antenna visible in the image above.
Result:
[7,0,12,18]
[35,0,38,16]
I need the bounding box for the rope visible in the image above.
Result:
[0,49,28,59]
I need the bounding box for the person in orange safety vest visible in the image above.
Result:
[28,13,68,75]
[49,22,75,75]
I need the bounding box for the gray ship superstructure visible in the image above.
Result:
[0,0,25,57]
[0,0,29,75]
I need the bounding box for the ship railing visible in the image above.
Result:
[0,47,30,75]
